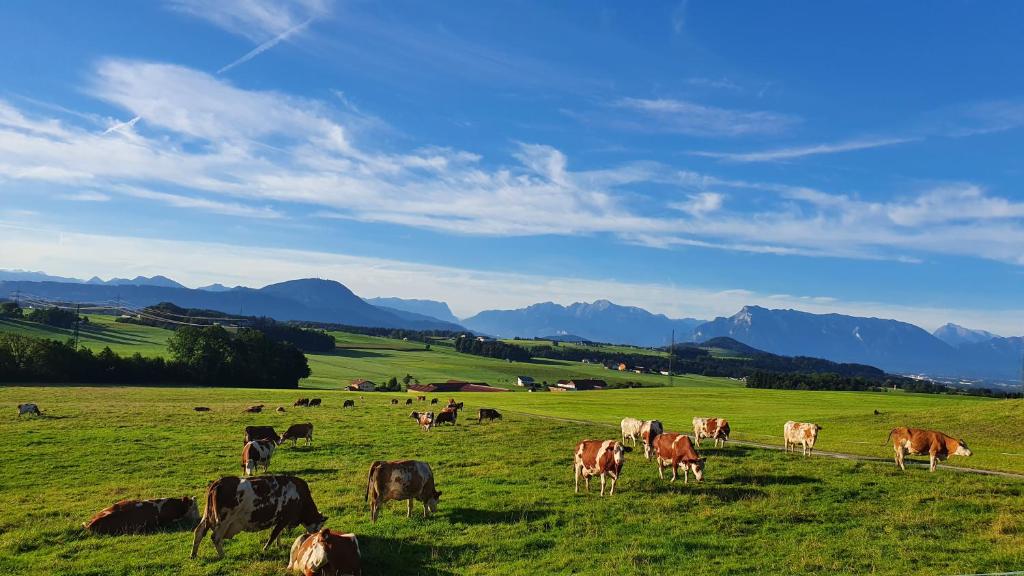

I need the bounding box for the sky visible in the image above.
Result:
[0,1,1022,333]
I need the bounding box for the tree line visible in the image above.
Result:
[745,370,1021,398]
[1,303,85,329]
[453,335,531,362]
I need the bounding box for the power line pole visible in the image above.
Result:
[72,303,81,351]
[668,329,674,387]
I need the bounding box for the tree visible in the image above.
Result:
[0,302,22,318]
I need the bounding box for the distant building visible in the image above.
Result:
[516,376,535,387]
[659,371,670,376]
[555,379,607,391]
[633,367,646,374]
[408,381,508,393]
[348,379,375,392]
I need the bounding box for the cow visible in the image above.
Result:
[477,408,502,423]
[620,417,644,447]
[784,421,822,456]
[343,400,355,408]
[405,398,413,405]
[417,395,427,401]
[447,401,464,411]
[391,399,399,405]
[410,411,434,431]
[294,398,310,407]
[243,405,264,413]
[190,475,327,559]
[84,497,198,535]
[288,528,362,576]
[640,420,664,460]
[430,398,439,405]
[277,407,287,413]
[434,407,457,426]
[18,403,42,417]
[887,427,972,472]
[193,406,211,413]
[242,439,276,476]
[365,460,442,522]
[308,399,322,407]
[573,439,625,496]
[652,432,704,483]
[279,423,314,447]
[693,417,730,448]
[244,425,279,446]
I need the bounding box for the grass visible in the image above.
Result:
[1,385,1022,575]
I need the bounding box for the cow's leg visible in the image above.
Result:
[895,446,905,471]
[370,499,380,523]
[407,499,413,518]
[929,451,938,472]
[190,519,208,559]
[657,462,664,480]
[609,474,617,496]
[210,524,230,558]
[585,475,591,493]
[263,521,288,551]
[683,465,689,484]
[599,473,606,496]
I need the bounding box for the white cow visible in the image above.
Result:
[783,421,822,456]
[620,417,644,447]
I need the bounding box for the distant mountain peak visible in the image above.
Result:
[933,323,997,347]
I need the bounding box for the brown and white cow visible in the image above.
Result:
[191,475,327,559]
[405,398,413,406]
[573,439,625,496]
[784,421,822,456]
[652,433,704,483]
[477,408,501,423]
[244,405,264,413]
[391,399,399,405]
[294,398,310,407]
[244,425,279,446]
[84,497,198,535]
[288,528,362,576]
[434,407,457,426]
[640,420,664,460]
[242,439,277,476]
[343,399,355,408]
[887,427,972,472]
[17,403,41,417]
[417,395,427,401]
[693,417,730,448]
[279,423,314,446]
[431,398,439,404]
[365,460,441,522]
[410,411,434,431]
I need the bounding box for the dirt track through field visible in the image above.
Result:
[502,409,1024,480]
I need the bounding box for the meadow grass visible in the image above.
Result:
[1,386,1022,575]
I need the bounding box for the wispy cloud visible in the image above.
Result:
[62,191,110,202]
[692,137,915,162]
[671,0,688,34]
[613,97,800,136]
[218,15,317,73]
[118,186,282,219]
[101,115,140,135]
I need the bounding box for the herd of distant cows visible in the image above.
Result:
[14,397,973,575]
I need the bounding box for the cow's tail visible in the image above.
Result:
[204,480,221,526]
[365,461,383,503]
[883,428,896,447]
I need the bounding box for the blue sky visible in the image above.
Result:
[1,1,1022,333]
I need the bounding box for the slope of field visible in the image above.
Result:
[0,315,171,356]
[1,386,1022,576]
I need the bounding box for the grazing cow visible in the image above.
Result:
[573,439,625,496]
[242,439,277,476]
[277,407,287,413]
[784,421,822,456]
[887,427,972,472]
[244,425,279,446]
[390,399,399,405]
[447,401,464,411]
[244,405,264,413]
[279,423,314,447]
[434,407,458,426]
[405,399,413,405]
[365,460,442,522]
[652,433,704,483]
[477,408,502,423]
[620,417,644,447]
[84,497,198,535]
[294,398,310,407]
[343,400,355,408]
[308,399,322,407]
[693,417,730,448]
[417,395,427,402]
[18,403,42,417]
[410,411,434,431]
[640,420,664,460]
[193,406,211,412]
[288,528,362,576]
[430,398,439,404]
[191,475,327,559]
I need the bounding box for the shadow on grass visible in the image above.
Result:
[693,485,768,502]
[286,468,337,476]
[446,506,551,525]
[358,535,472,576]
[721,473,821,486]
[705,445,756,458]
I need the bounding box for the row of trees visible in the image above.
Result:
[0,325,309,388]
[1,304,85,329]
[453,336,531,362]
[745,370,1021,397]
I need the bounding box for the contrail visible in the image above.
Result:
[101,115,141,135]
[218,16,317,74]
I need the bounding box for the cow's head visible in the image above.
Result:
[688,458,706,482]
[611,443,626,468]
[302,514,328,534]
[426,489,442,513]
[955,439,972,457]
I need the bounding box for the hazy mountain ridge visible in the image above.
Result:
[364,297,460,324]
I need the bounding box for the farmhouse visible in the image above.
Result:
[348,379,375,392]
[408,380,508,393]
[555,379,607,391]
[516,376,535,387]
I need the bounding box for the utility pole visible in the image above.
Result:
[72,303,81,351]
[13,289,19,307]
[668,329,674,387]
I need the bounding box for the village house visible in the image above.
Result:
[348,379,375,392]
[408,380,508,393]
[516,376,535,387]
[554,379,607,391]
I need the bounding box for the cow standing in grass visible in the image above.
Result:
[365,460,441,522]
[410,411,433,431]
[693,417,730,448]
[288,528,362,575]
[242,439,276,476]
[477,408,501,423]
[343,400,355,408]
[435,407,458,426]
[887,427,972,472]
[279,423,314,447]
[294,398,310,407]
[573,439,625,496]
[191,475,327,559]
[308,398,322,407]
[84,497,198,535]
[620,417,644,447]
[652,433,704,483]
[243,405,264,413]
[244,425,279,446]
[18,403,41,417]
[784,421,822,456]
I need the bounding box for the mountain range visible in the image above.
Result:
[364,297,460,325]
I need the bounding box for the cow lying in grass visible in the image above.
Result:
[288,528,361,576]
[84,497,198,535]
